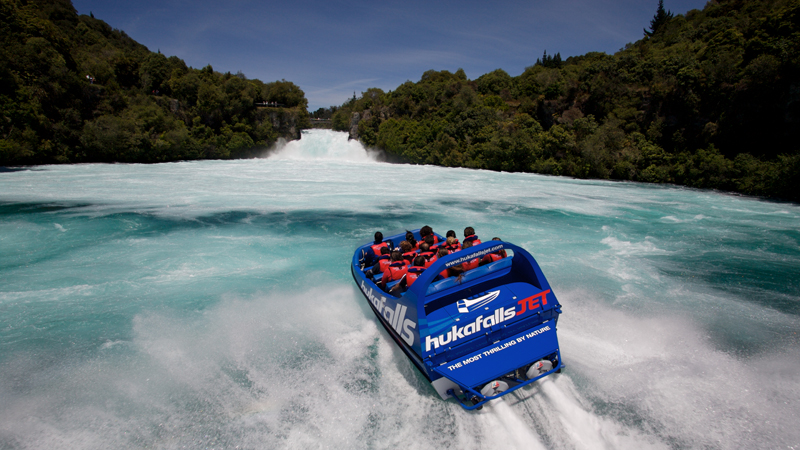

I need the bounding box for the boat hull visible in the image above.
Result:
[352,230,563,409]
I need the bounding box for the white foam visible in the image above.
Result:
[1,130,799,449]
[267,129,377,162]
[480,399,548,450]
[557,289,800,449]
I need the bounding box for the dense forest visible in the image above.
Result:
[0,0,310,165]
[332,0,800,201]
[3,0,799,201]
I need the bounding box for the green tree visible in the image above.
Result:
[0,0,309,166]
[644,0,674,37]
[326,0,800,201]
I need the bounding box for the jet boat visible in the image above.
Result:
[352,229,563,410]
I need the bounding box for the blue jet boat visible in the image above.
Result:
[352,229,563,410]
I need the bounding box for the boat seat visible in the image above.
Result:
[385,278,403,292]
[362,265,383,281]
[426,257,512,295]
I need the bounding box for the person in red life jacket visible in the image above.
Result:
[447,240,481,284]
[399,240,417,265]
[391,256,427,294]
[444,230,458,248]
[406,256,426,286]
[364,246,392,279]
[480,237,508,266]
[361,231,391,267]
[380,250,408,292]
[434,247,450,272]
[405,231,419,250]
[423,234,442,251]
[459,239,481,271]
[420,225,440,246]
[442,240,477,282]
[444,236,461,253]
[463,226,481,246]
[418,242,436,263]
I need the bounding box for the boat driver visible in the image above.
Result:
[362,231,392,267]
[364,246,392,279]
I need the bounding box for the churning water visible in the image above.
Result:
[1,130,798,449]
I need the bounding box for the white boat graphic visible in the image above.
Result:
[457,290,501,313]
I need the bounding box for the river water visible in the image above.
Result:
[1,130,798,449]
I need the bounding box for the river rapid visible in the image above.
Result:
[1,130,798,449]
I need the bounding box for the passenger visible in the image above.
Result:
[365,246,392,278]
[418,242,436,263]
[480,237,508,266]
[406,256,427,286]
[380,250,408,292]
[446,240,480,283]
[420,225,440,245]
[444,236,461,252]
[391,256,426,294]
[405,231,419,250]
[424,234,440,250]
[459,239,481,271]
[432,247,449,270]
[463,227,482,246]
[399,240,417,265]
[362,231,391,267]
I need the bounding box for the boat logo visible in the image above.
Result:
[457,290,500,314]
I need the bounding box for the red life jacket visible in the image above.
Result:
[383,262,407,283]
[464,235,481,246]
[462,257,480,271]
[370,242,389,256]
[482,252,504,264]
[424,254,438,268]
[444,239,461,252]
[406,267,425,286]
[419,251,435,261]
[375,255,392,273]
[402,251,418,264]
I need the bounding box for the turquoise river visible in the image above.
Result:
[1,130,798,449]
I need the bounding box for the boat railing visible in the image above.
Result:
[425,255,513,296]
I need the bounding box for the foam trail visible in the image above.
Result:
[482,399,547,450]
[541,379,615,449]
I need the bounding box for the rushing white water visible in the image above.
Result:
[1,129,798,449]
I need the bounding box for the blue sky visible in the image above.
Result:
[71,0,709,111]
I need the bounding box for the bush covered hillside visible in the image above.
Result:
[0,0,310,165]
[333,0,799,201]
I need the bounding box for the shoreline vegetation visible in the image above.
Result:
[2,0,798,202]
[0,0,310,165]
[323,0,799,202]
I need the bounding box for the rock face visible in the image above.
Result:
[349,112,361,140]
[309,119,332,129]
[348,107,390,141]
[256,108,302,141]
